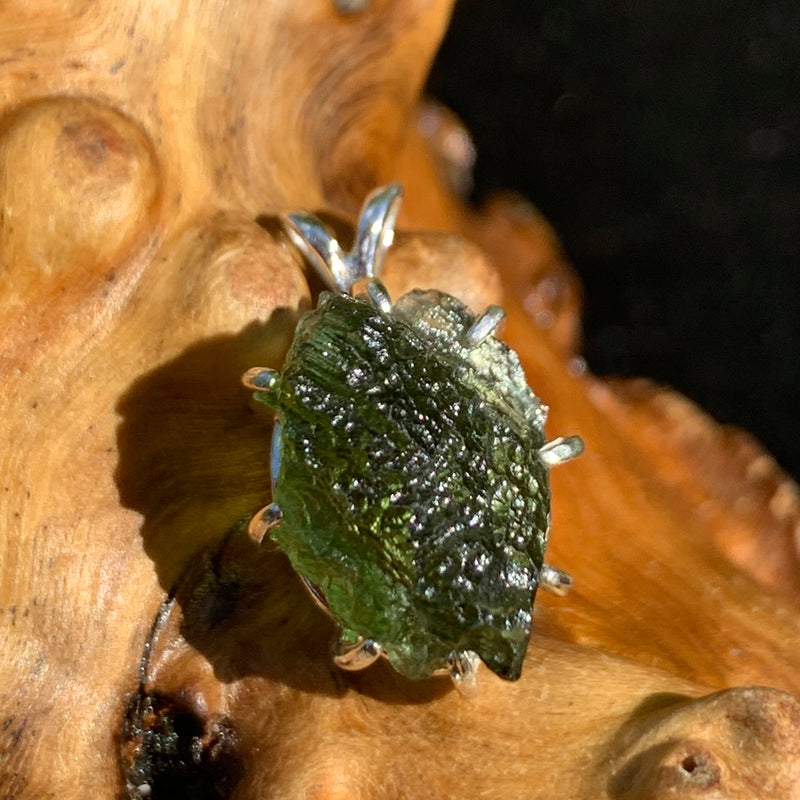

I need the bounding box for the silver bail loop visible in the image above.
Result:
[282,184,403,294]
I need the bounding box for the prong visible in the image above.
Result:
[538,435,584,467]
[247,502,283,544]
[447,650,481,698]
[366,278,392,313]
[242,367,279,392]
[465,305,506,347]
[333,636,383,671]
[270,420,283,495]
[299,575,332,615]
[538,563,573,596]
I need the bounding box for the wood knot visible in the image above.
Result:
[59,116,133,171]
[609,687,800,799]
[0,95,160,284]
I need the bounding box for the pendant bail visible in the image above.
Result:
[282,184,403,294]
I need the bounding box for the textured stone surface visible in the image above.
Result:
[257,289,550,680]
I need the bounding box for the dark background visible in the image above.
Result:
[428,0,800,480]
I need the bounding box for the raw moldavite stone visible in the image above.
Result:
[255,288,551,681]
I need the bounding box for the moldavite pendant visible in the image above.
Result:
[244,185,582,693]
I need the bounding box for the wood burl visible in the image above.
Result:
[1,2,798,798]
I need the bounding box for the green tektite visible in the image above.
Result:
[255,288,551,681]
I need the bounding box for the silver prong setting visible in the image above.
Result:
[300,575,331,615]
[465,305,506,347]
[282,185,403,294]
[333,637,383,671]
[538,435,584,467]
[247,502,283,544]
[242,367,279,392]
[447,649,481,698]
[538,563,573,596]
[366,278,393,313]
[270,419,283,495]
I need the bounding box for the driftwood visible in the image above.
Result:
[2,2,799,798]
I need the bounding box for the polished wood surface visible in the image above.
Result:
[1,2,798,798]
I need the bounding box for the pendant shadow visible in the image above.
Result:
[114,312,450,703]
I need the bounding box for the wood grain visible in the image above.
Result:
[1,2,798,798]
